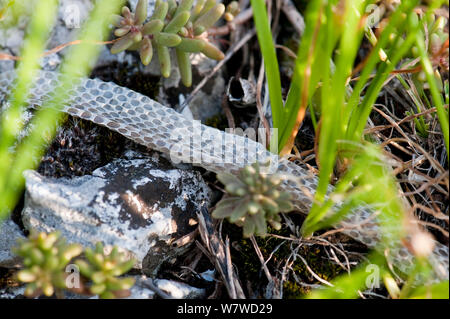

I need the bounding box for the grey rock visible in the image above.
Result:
[154,279,206,299]
[22,151,211,275]
[40,53,62,71]
[126,276,155,299]
[0,285,26,299]
[0,56,14,73]
[0,219,25,268]
[88,275,204,299]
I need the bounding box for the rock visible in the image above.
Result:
[126,276,155,299]
[88,275,204,299]
[0,219,26,268]
[0,285,26,299]
[154,279,206,299]
[22,151,212,275]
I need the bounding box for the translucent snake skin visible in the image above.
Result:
[0,70,448,283]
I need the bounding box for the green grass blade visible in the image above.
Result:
[0,0,126,220]
[250,0,284,144]
[0,0,58,205]
[277,0,325,154]
[414,32,449,160]
[312,0,366,203]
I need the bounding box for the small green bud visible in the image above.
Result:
[111,14,124,27]
[259,196,279,213]
[198,0,216,17]
[227,1,240,16]
[92,271,107,284]
[247,202,260,215]
[224,12,234,22]
[106,278,127,291]
[114,26,131,37]
[17,270,37,283]
[193,25,206,36]
[417,70,426,82]
[164,11,191,33]
[75,259,93,277]
[411,45,419,57]
[168,0,177,17]
[426,13,435,25]
[143,19,164,35]
[45,255,59,270]
[90,283,107,295]
[177,37,206,52]
[140,37,153,65]
[268,220,282,230]
[175,0,194,16]
[121,6,132,20]
[243,165,256,176]
[61,244,83,263]
[135,0,148,25]
[178,26,189,37]
[176,49,192,87]
[42,282,55,297]
[30,248,44,264]
[150,1,168,21]
[194,3,225,31]
[157,44,171,78]
[100,291,116,299]
[115,259,135,275]
[155,32,182,47]
[111,33,135,54]
[191,0,206,22]
[132,31,143,43]
[93,253,105,268]
[388,32,396,43]
[408,12,419,29]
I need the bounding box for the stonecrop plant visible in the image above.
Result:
[14,231,136,299]
[111,0,239,87]
[75,242,135,299]
[14,231,83,297]
[212,162,294,237]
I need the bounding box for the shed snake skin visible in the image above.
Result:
[0,70,448,283]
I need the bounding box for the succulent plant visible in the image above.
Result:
[75,242,135,299]
[410,13,448,85]
[224,1,240,22]
[212,162,294,237]
[111,0,239,87]
[386,12,448,86]
[14,231,83,297]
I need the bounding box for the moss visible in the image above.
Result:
[205,113,228,131]
[224,218,348,298]
[91,61,161,99]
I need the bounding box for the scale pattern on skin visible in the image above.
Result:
[0,70,448,282]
